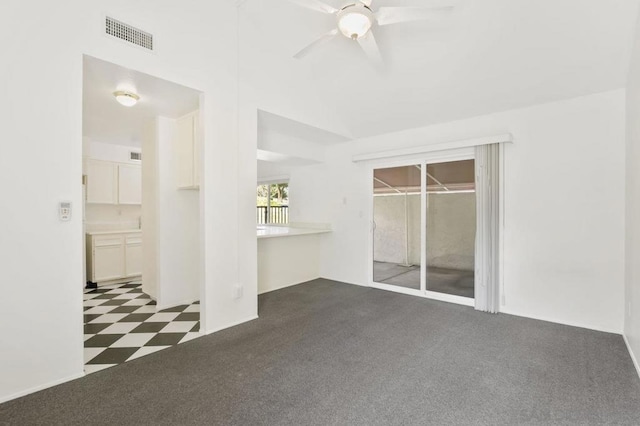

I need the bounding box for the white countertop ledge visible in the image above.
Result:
[257,225,331,239]
[86,229,142,236]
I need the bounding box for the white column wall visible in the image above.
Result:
[142,120,159,300]
[155,117,200,310]
[0,0,255,402]
[624,9,640,376]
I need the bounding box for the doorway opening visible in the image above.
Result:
[81,55,204,373]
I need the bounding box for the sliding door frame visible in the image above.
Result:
[368,147,476,307]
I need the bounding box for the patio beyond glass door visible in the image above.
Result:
[372,164,422,290]
[425,160,476,299]
[372,157,476,303]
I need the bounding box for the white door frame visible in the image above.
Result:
[80,55,208,372]
[368,147,475,307]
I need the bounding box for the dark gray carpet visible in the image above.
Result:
[2,279,640,425]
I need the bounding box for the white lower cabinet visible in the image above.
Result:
[125,234,142,277]
[86,231,142,285]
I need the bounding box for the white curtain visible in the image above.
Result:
[474,144,500,313]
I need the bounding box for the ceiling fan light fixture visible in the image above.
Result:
[337,4,373,40]
[113,90,140,107]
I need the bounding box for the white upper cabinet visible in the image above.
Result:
[86,159,117,204]
[175,111,200,190]
[85,159,142,205]
[118,164,142,205]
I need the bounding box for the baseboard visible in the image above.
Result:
[94,276,141,288]
[258,278,319,295]
[319,276,368,287]
[258,276,365,295]
[156,297,199,312]
[0,371,85,404]
[204,315,259,335]
[500,307,622,335]
[623,334,640,380]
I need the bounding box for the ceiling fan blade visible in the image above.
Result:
[286,0,337,14]
[293,29,339,59]
[357,31,383,68]
[376,6,454,26]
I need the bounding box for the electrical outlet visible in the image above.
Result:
[233,284,243,299]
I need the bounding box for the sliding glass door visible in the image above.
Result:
[372,164,422,290]
[371,155,476,304]
[425,160,476,299]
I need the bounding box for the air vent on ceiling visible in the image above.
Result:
[130,152,142,161]
[105,17,153,51]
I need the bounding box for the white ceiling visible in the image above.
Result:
[240,0,640,139]
[257,149,321,165]
[83,56,200,147]
[257,160,297,179]
[258,110,350,146]
[256,110,345,177]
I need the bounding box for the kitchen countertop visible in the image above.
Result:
[257,225,331,240]
[86,229,141,236]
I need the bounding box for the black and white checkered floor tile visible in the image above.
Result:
[83,281,201,374]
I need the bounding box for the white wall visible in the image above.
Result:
[84,205,140,233]
[0,0,255,403]
[142,120,159,300]
[155,116,200,309]
[84,140,141,164]
[291,90,626,333]
[257,235,322,294]
[624,10,640,375]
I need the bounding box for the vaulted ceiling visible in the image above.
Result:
[240,0,640,140]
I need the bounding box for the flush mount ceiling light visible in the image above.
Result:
[337,4,373,40]
[113,90,140,107]
[288,0,455,68]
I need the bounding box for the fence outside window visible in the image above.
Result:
[256,206,289,224]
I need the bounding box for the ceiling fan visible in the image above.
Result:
[288,0,455,66]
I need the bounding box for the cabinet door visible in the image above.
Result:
[93,236,125,281]
[118,164,142,205]
[176,114,195,188]
[125,234,142,277]
[86,160,116,204]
